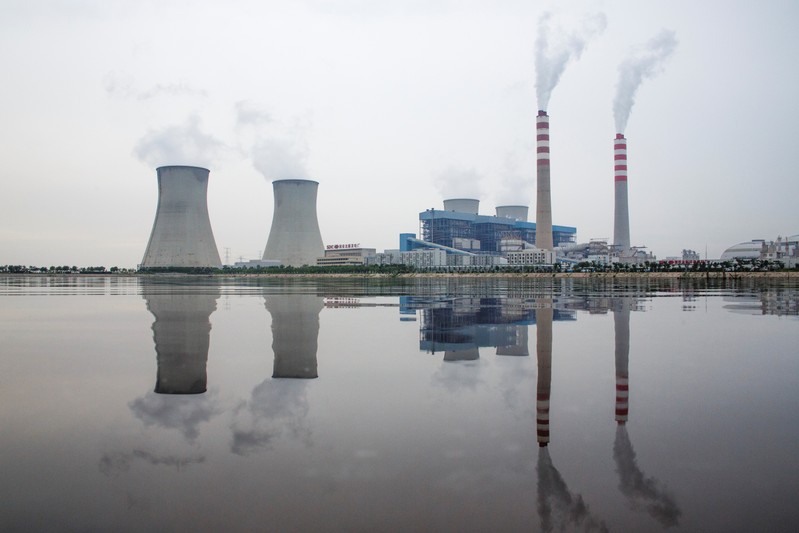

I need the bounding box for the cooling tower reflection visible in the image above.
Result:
[129,281,222,441]
[611,297,681,527]
[229,291,323,455]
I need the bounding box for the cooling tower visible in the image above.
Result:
[141,166,222,268]
[535,111,553,250]
[613,134,631,252]
[443,198,479,215]
[496,205,529,222]
[265,293,323,378]
[263,179,324,267]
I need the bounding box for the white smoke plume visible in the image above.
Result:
[537,447,609,532]
[435,166,484,201]
[614,30,678,133]
[251,137,310,181]
[613,424,682,527]
[535,11,607,111]
[133,115,227,169]
[234,100,272,129]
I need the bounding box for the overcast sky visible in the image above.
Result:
[2,0,797,266]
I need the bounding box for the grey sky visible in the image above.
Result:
[1,0,797,266]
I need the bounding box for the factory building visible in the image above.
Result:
[720,235,799,266]
[417,199,576,256]
[316,244,376,266]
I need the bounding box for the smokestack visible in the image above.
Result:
[263,179,324,267]
[443,198,479,215]
[141,166,222,268]
[614,134,631,252]
[495,205,529,222]
[535,111,553,250]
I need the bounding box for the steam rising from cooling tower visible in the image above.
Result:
[262,179,324,267]
[614,30,678,133]
[141,166,222,268]
[134,116,225,169]
[535,11,607,110]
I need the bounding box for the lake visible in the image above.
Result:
[0,275,797,532]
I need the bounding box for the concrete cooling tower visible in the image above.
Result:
[535,111,553,250]
[613,134,631,252]
[263,179,324,267]
[141,166,222,268]
[443,198,479,215]
[264,293,323,378]
[496,205,529,222]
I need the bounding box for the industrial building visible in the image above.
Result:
[262,179,324,267]
[720,235,799,266]
[317,244,376,266]
[141,166,222,268]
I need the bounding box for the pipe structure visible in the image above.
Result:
[535,111,553,250]
[263,179,324,267]
[613,134,631,252]
[141,166,222,268]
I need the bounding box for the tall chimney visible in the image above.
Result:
[613,134,631,252]
[535,111,553,250]
[263,179,324,267]
[141,166,222,268]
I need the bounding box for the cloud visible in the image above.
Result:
[235,100,272,128]
[104,72,207,100]
[133,115,227,169]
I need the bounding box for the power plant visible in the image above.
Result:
[613,134,631,253]
[141,166,222,268]
[535,110,553,250]
[262,179,325,267]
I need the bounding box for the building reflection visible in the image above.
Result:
[264,293,323,378]
[409,295,575,361]
[611,297,681,527]
[142,282,220,394]
[128,281,222,442]
[228,292,323,455]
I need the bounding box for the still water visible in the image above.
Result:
[0,275,797,532]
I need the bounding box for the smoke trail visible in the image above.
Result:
[613,30,678,133]
[535,11,607,110]
[537,447,609,532]
[435,166,483,200]
[251,137,309,181]
[613,424,682,527]
[133,115,226,168]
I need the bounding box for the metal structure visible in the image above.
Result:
[262,179,324,267]
[535,111,553,250]
[141,166,222,268]
[613,134,631,252]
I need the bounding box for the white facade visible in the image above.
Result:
[505,249,556,265]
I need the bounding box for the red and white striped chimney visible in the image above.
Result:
[613,134,631,252]
[614,302,630,424]
[535,111,553,250]
[536,307,553,446]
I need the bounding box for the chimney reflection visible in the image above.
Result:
[264,293,323,379]
[535,306,553,447]
[142,283,220,394]
[611,297,681,527]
